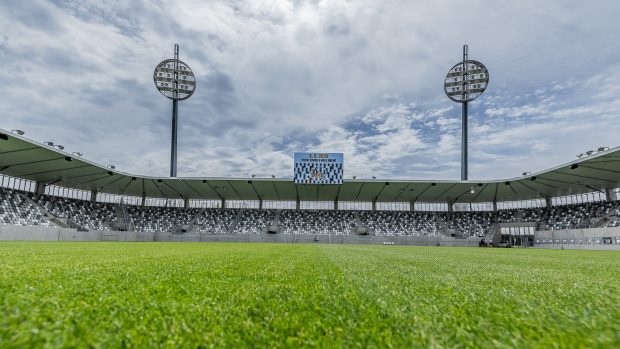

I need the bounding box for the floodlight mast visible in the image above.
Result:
[153,44,196,177]
[461,45,468,181]
[171,44,179,177]
[444,45,489,181]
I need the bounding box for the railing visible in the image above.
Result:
[118,201,134,231]
[536,236,620,246]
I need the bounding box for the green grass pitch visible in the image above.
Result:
[0,242,618,348]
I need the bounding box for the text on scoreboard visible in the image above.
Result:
[294,153,343,184]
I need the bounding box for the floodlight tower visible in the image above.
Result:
[444,45,489,180]
[153,44,196,177]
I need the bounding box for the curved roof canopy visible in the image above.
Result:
[1,129,619,203]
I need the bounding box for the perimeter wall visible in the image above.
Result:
[1,225,619,250]
[0,225,476,246]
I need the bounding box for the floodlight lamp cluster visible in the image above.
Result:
[577,147,610,158]
[153,59,196,100]
[44,141,64,150]
[444,60,489,103]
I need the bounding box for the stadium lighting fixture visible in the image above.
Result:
[444,45,489,181]
[271,175,275,179]
[55,145,64,150]
[522,171,531,176]
[251,174,256,178]
[107,165,116,170]
[11,129,25,135]
[352,176,357,179]
[586,150,594,156]
[598,146,609,152]
[153,44,196,178]
[577,154,585,158]
[72,152,83,157]
[372,176,376,180]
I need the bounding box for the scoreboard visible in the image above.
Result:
[294,153,343,184]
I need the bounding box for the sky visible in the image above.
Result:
[1,0,619,181]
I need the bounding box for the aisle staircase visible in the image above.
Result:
[112,201,134,231]
[17,192,68,228]
[484,223,501,246]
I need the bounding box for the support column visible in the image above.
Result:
[35,181,46,195]
[606,188,617,201]
[492,199,497,212]
[409,201,415,212]
[259,198,263,210]
[141,194,146,207]
[183,197,189,209]
[296,198,300,210]
[334,200,339,211]
[372,200,376,211]
[221,198,226,209]
[90,189,97,203]
[448,202,454,212]
[545,196,552,209]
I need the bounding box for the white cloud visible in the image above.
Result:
[1,0,620,182]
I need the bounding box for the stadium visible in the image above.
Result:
[1,1,619,348]
[1,129,620,248]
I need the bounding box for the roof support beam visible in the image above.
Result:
[414,183,434,202]
[580,164,620,175]
[248,181,261,201]
[15,164,93,177]
[553,170,618,184]
[180,180,206,199]
[354,183,365,201]
[372,183,388,204]
[0,146,42,156]
[0,156,65,168]
[513,180,545,198]
[160,181,185,199]
[226,180,242,200]
[430,183,457,202]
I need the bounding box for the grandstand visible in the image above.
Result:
[1,128,620,248]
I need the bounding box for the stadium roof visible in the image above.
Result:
[1,128,620,203]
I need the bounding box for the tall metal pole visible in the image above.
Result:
[444,45,488,182]
[461,45,468,181]
[462,101,468,181]
[170,44,179,177]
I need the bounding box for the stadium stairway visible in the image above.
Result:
[228,209,243,234]
[17,192,68,228]
[484,223,501,246]
[536,210,549,230]
[270,211,281,234]
[433,213,457,237]
[591,208,620,228]
[352,212,369,235]
[111,202,134,231]
[185,208,206,233]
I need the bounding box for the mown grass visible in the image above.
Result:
[0,242,618,348]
